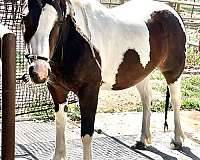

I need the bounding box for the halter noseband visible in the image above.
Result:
[25,54,49,64]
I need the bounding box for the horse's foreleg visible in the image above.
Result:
[47,83,68,160]
[133,77,152,149]
[78,85,99,160]
[52,103,67,160]
[168,79,184,149]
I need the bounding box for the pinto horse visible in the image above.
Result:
[23,0,186,159]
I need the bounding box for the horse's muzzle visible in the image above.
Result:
[29,64,50,84]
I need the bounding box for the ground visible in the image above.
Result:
[1,111,199,160]
[97,74,166,113]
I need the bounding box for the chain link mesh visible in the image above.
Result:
[0,0,80,119]
[0,0,126,119]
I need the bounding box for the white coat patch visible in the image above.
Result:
[30,4,58,59]
[67,0,185,89]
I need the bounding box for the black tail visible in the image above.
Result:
[164,86,170,132]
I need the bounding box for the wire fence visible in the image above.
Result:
[0,0,128,120]
[0,1,54,119]
[0,0,199,120]
[0,0,79,120]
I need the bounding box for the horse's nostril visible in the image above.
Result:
[29,66,38,82]
[29,66,34,75]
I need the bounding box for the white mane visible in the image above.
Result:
[67,0,184,87]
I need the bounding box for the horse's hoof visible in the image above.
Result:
[170,139,182,150]
[131,141,146,150]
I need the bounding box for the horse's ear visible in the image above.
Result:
[28,0,43,9]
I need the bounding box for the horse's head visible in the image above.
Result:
[23,0,67,84]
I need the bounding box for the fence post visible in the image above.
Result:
[1,33,16,160]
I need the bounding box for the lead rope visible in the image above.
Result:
[81,3,101,71]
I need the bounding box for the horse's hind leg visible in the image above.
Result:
[158,18,186,149]
[132,76,152,149]
[167,78,184,149]
[160,57,185,149]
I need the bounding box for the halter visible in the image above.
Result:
[25,54,49,64]
[25,0,65,64]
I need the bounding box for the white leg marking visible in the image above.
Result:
[82,134,92,160]
[52,103,67,160]
[168,79,184,143]
[136,76,152,145]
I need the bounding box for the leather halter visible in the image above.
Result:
[25,54,49,63]
[26,0,65,64]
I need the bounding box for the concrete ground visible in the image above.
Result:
[0,111,200,160]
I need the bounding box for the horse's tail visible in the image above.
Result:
[164,86,170,132]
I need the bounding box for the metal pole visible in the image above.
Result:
[1,33,16,160]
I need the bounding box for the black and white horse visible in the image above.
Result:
[23,0,186,159]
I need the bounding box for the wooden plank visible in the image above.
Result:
[156,0,200,7]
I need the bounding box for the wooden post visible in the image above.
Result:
[1,33,16,160]
[168,2,174,7]
[176,3,181,13]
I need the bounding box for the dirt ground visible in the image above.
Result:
[97,87,142,113]
[97,82,165,113]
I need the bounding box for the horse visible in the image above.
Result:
[23,0,186,159]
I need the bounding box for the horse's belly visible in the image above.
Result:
[100,49,155,91]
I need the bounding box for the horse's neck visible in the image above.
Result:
[52,16,88,73]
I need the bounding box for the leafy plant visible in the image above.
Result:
[67,103,81,121]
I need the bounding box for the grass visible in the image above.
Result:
[150,71,200,112]
[186,46,200,67]
[181,75,200,110]
[67,103,81,121]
